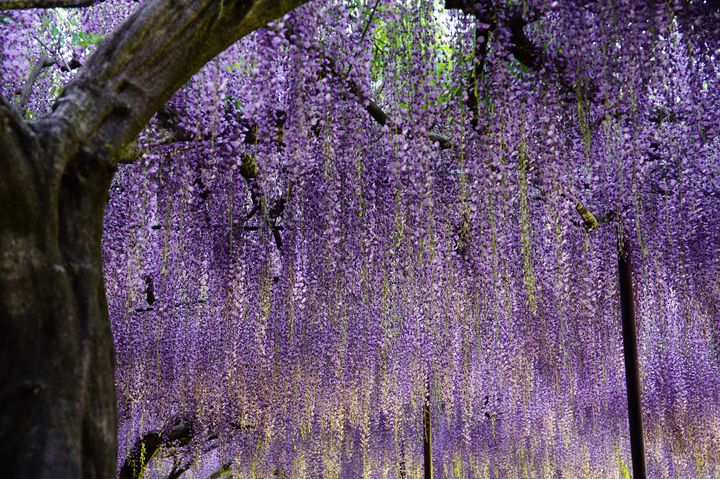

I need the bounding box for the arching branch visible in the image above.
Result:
[120,416,254,479]
[119,415,194,479]
[277,27,452,149]
[18,55,82,110]
[17,57,55,110]
[447,1,594,101]
[37,0,309,171]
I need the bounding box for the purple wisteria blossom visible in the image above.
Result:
[2,0,719,478]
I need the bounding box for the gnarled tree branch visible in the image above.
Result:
[18,55,82,110]
[275,26,452,149]
[119,415,194,479]
[447,1,595,102]
[120,416,254,479]
[38,0,309,171]
[18,56,54,109]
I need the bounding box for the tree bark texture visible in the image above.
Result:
[0,1,307,478]
[1,94,117,479]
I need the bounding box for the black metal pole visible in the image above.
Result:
[423,390,433,479]
[618,237,647,479]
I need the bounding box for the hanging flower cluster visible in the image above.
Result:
[3,0,720,477]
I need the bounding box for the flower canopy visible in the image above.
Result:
[2,0,719,477]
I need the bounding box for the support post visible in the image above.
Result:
[423,390,433,479]
[618,237,646,479]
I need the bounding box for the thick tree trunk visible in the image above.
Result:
[0,2,308,477]
[1,97,117,478]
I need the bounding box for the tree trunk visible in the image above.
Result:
[0,2,305,476]
[1,97,117,478]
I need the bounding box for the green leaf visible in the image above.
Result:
[71,31,103,48]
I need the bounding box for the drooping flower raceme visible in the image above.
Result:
[3,0,720,477]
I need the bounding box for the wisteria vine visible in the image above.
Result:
[2,0,720,477]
